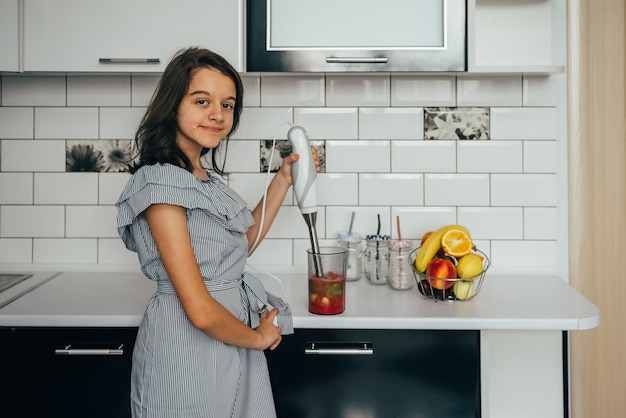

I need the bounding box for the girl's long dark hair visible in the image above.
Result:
[130,47,244,176]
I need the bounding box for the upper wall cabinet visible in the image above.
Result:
[0,0,20,72]
[467,0,566,74]
[23,0,243,73]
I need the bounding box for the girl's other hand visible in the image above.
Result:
[256,308,282,351]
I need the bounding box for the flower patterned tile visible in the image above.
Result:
[66,139,133,172]
[260,140,326,173]
[424,107,490,140]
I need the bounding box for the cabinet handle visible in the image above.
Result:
[325,57,389,64]
[305,342,373,355]
[99,58,160,64]
[55,344,124,356]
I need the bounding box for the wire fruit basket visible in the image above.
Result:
[408,247,490,302]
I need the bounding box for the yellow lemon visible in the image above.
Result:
[456,253,484,279]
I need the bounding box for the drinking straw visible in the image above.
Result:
[345,211,356,270]
[348,211,356,235]
[375,214,381,281]
[396,215,404,284]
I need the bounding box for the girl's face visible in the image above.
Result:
[176,67,237,159]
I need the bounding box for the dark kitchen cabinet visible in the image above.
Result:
[265,328,481,418]
[0,327,138,418]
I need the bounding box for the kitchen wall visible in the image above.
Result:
[0,72,566,274]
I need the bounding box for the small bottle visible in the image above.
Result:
[386,239,414,290]
[337,232,363,281]
[363,234,390,285]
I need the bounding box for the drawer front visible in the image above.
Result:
[0,327,138,418]
[266,329,480,418]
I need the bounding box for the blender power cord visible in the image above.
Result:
[245,122,295,296]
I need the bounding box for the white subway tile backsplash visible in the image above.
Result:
[458,207,524,239]
[100,107,145,139]
[457,141,523,173]
[1,205,64,237]
[66,205,117,238]
[524,207,557,239]
[425,174,490,206]
[359,108,423,139]
[228,173,292,208]
[35,107,99,139]
[2,75,66,106]
[0,173,33,204]
[248,239,293,266]
[261,75,325,107]
[99,172,131,204]
[491,174,557,206]
[0,107,34,138]
[0,72,565,272]
[524,140,557,173]
[34,173,98,204]
[490,107,557,140]
[241,75,261,107]
[359,173,423,206]
[33,238,98,264]
[223,141,264,173]
[391,141,456,173]
[131,75,160,107]
[67,76,131,106]
[326,74,390,107]
[293,108,358,140]
[98,238,138,265]
[325,206,391,240]
[457,75,522,107]
[1,140,66,172]
[325,141,390,172]
[266,206,325,239]
[232,107,293,140]
[490,240,557,274]
[317,173,358,206]
[391,75,456,107]
[392,206,457,240]
[523,75,558,107]
[0,238,32,263]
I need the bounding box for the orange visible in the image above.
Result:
[441,228,472,257]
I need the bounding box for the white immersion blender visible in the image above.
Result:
[287,125,324,277]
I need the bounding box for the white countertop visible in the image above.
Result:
[0,271,600,330]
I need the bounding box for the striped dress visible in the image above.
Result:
[116,163,293,418]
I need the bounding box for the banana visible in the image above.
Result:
[414,224,471,272]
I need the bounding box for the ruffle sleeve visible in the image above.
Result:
[116,163,254,251]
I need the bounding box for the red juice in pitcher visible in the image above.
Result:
[307,247,347,315]
[308,272,345,315]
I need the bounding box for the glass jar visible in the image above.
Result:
[337,232,363,281]
[363,234,390,285]
[386,239,414,290]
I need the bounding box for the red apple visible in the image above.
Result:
[426,258,456,290]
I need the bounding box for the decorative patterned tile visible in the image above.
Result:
[66,139,133,173]
[259,139,326,173]
[424,107,490,140]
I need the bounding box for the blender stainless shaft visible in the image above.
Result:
[302,212,324,277]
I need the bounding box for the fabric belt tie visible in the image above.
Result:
[240,272,294,335]
[156,272,293,335]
